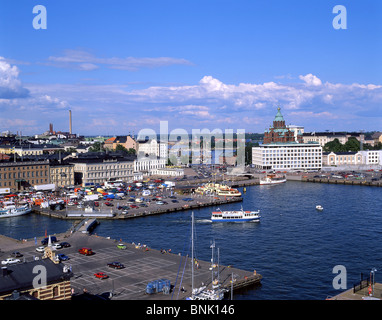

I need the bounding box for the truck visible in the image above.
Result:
[34,184,56,192]
[164,181,175,188]
[84,194,99,201]
[0,188,10,195]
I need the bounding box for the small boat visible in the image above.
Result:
[211,207,260,222]
[0,203,32,219]
[316,205,323,211]
[259,174,286,185]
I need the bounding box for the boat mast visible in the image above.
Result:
[191,211,194,299]
[211,240,215,285]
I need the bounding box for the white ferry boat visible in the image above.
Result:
[211,208,260,222]
[259,174,286,185]
[216,188,242,197]
[0,203,32,219]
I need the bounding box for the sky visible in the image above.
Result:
[0,0,381,136]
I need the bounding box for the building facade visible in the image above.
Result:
[302,132,365,147]
[71,158,135,186]
[252,143,322,170]
[0,160,50,191]
[323,152,363,166]
[104,135,138,152]
[50,162,75,188]
[137,139,168,159]
[134,157,166,173]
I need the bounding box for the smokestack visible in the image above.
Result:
[69,110,72,134]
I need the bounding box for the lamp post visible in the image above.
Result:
[371,268,377,296]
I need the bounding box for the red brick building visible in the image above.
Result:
[263,107,302,144]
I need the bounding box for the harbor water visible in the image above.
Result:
[1,181,381,300]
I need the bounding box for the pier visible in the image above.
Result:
[0,228,262,300]
[33,195,243,220]
[302,177,382,187]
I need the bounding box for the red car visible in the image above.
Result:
[104,202,113,206]
[94,272,108,279]
[129,204,138,208]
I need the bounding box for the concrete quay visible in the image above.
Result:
[328,283,382,300]
[33,194,243,220]
[0,230,261,300]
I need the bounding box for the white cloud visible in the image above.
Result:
[0,57,29,99]
[299,73,322,86]
[46,49,193,71]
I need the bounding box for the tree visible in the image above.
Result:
[344,137,360,152]
[115,144,128,153]
[89,141,104,152]
[323,139,346,152]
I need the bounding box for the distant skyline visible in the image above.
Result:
[0,0,381,135]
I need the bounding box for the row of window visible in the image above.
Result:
[0,179,48,187]
[0,171,48,179]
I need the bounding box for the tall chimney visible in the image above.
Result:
[69,110,72,134]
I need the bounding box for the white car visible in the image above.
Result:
[52,243,62,250]
[36,246,45,252]
[1,258,21,265]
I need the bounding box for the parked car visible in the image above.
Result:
[1,258,21,265]
[117,243,126,250]
[57,254,69,261]
[52,243,62,250]
[41,236,57,245]
[104,202,113,206]
[11,251,23,258]
[107,261,125,269]
[59,242,71,248]
[78,247,93,255]
[94,272,108,279]
[36,246,45,252]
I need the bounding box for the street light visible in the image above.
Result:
[371,268,377,296]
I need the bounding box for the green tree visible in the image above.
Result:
[323,139,346,152]
[89,141,104,152]
[344,137,360,152]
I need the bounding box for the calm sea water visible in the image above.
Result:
[1,181,381,300]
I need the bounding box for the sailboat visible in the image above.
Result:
[187,212,226,300]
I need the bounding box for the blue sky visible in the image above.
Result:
[0,0,381,135]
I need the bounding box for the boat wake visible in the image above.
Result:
[196,219,212,223]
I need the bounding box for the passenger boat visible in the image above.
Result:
[259,174,286,185]
[0,203,32,219]
[211,207,260,222]
[216,185,241,197]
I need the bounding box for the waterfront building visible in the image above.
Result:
[359,150,382,166]
[252,142,322,170]
[49,161,75,188]
[68,153,135,186]
[263,108,303,144]
[134,157,166,174]
[0,160,50,191]
[252,108,322,171]
[323,151,363,166]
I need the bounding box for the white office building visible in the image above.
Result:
[252,142,322,171]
